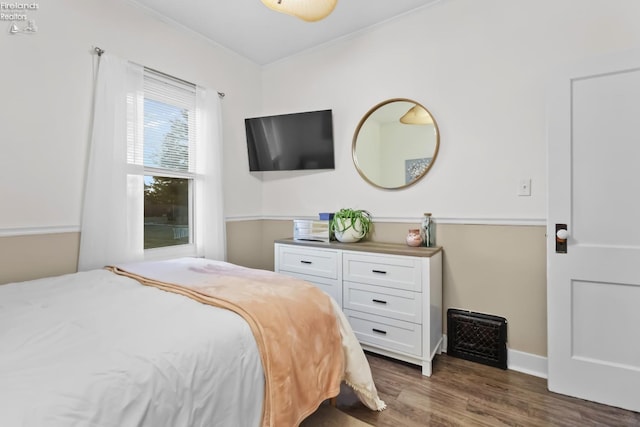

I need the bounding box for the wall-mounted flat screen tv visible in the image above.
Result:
[245,109,335,171]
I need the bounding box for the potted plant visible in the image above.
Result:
[330,208,372,243]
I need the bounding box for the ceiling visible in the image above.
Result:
[130,0,442,65]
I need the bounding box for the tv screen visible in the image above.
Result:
[245,109,335,171]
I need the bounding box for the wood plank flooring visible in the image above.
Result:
[335,353,640,426]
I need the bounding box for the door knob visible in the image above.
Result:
[555,224,568,253]
[556,229,569,240]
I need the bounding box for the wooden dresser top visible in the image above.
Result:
[275,238,442,258]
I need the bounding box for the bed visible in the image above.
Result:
[0,257,384,427]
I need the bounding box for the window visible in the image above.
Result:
[140,69,196,250]
[79,55,224,272]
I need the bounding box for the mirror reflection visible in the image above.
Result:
[352,98,439,190]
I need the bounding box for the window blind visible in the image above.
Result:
[142,68,196,173]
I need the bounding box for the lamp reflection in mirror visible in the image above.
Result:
[400,105,433,125]
[260,0,337,22]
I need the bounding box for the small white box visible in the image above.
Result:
[293,219,330,242]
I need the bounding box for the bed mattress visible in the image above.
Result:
[0,269,264,426]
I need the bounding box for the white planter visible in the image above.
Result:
[334,219,365,243]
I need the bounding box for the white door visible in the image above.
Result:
[547,48,640,412]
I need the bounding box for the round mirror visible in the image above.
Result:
[352,98,440,190]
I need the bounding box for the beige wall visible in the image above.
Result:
[437,223,547,356]
[0,233,80,285]
[226,219,290,271]
[227,219,547,357]
[1,221,546,357]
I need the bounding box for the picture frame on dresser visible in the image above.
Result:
[274,238,443,376]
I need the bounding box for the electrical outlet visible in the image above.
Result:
[518,178,531,196]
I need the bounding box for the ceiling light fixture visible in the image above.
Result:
[260,0,337,22]
[399,105,433,125]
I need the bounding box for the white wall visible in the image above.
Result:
[0,0,262,232]
[257,0,640,223]
[3,0,640,233]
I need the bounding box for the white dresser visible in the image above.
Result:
[274,239,443,376]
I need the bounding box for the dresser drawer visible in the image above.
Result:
[277,245,339,279]
[343,281,421,324]
[281,271,342,308]
[344,309,422,357]
[343,252,421,292]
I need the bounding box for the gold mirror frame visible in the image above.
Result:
[352,98,440,190]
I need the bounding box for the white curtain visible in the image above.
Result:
[79,53,226,271]
[195,87,226,261]
[79,54,144,271]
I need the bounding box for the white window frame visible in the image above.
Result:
[139,68,199,260]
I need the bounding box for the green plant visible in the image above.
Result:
[330,208,373,239]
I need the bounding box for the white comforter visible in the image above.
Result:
[0,269,264,427]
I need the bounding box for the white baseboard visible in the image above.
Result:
[507,349,548,379]
[441,334,547,379]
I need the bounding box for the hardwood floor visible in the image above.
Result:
[336,353,640,427]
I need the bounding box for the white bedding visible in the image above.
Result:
[0,269,264,427]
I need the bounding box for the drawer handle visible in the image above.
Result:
[372,299,388,305]
[372,328,387,335]
[300,260,312,264]
[372,269,387,275]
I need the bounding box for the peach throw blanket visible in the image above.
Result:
[108,258,345,427]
